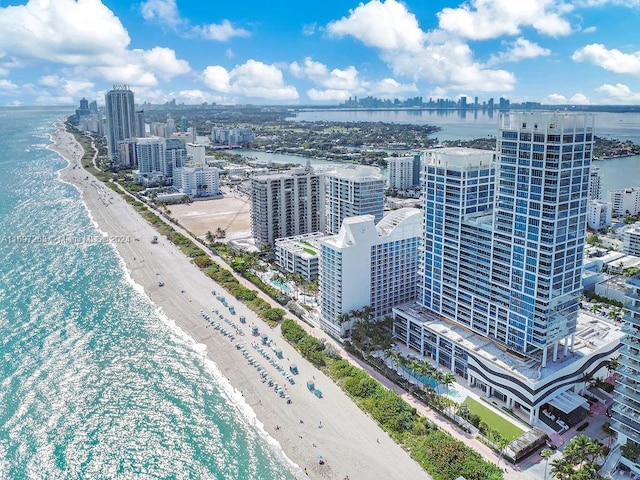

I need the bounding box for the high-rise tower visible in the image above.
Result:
[393,113,620,424]
[492,112,593,362]
[324,165,385,235]
[104,85,136,165]
[251,164,325,246]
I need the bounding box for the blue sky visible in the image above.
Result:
[0,0,639,106]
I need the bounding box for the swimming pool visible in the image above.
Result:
[271,278,292,293]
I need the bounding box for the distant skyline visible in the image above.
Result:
[0,0,639,106]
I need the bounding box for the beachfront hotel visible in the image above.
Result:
[324,165,385,235]
[611,275,640,475]
[319,208,421,337]
[172,163,220,197]
[104,85,138,166]
[250,164,324,246]
[393,112,623,424]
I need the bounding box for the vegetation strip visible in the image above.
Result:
[281,319,504,480]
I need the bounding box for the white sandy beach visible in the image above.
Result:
[50,123,429,480]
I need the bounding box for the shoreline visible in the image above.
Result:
[49,122,429,480]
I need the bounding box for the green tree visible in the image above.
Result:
[550,457,572,480]
[540,448,553,480]
[441,372,456,395]
[607,356,620,376]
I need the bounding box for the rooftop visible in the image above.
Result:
[376,208,421,236]
[396,303,623,385]
[275,232,325,258]
[423,147,495,169]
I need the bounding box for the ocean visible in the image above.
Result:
[0,107,296,479]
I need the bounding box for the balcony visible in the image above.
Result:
[626,289,640,302]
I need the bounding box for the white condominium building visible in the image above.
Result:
[394,113,621,424]
[319,208,421,337]
[587,200,612,231]
[275,232,325,282]
[173,163,220,197]
[387,154,420,191]
[136,137,166,174]
[251,165,324,246]
[186,143,206,164]
[324,165,385,235]
[623,225,640,256]
[610,187,640,217]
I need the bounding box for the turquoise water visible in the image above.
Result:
[0,107,296,479]
[270,279,292,293]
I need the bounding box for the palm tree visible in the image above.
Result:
[406,358,423,385]
[441,372,456,395]
[540,448,553,480]
[607,356,620,376]
[581,372,594,395]
[388,350,406,379]
[550,457,573,480]
[564,435,601,466]
[205,230,214,244]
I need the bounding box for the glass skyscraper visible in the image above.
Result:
[393,113,618,424]
[105,85,136,165]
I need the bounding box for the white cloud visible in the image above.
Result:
[201,66,231,93]
[0,0,130,66]
[573,0,640,6]
[386,39,516,92]
[172,89,229,105]
[141,0,249,42]
[487,38,551,65]
[572,43,640,74]
[325,0,516,94]
[290,57,417,102]
[437,0,572,40]
[0,79,18,92]
[570,93,590,104]
[596,83,640,103]
[544,92,591,105]
[135,47,191,80]
[60,45,190,89]
[327,0,424,52]
[202,60,299,101]
[89,64,159,86]
[369,78,419,97]
[192,20,250,42]
[140,0,182,29]
[37,75,94,96]
[545,93,568,104]
[0,0,190,93]
[582,26,597,33]
[302,23,317,36]
[290,58,329,82]
[307,89,353,102]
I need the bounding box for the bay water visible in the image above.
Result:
[0,107,296,480]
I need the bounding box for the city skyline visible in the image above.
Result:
[0,0,638,107]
